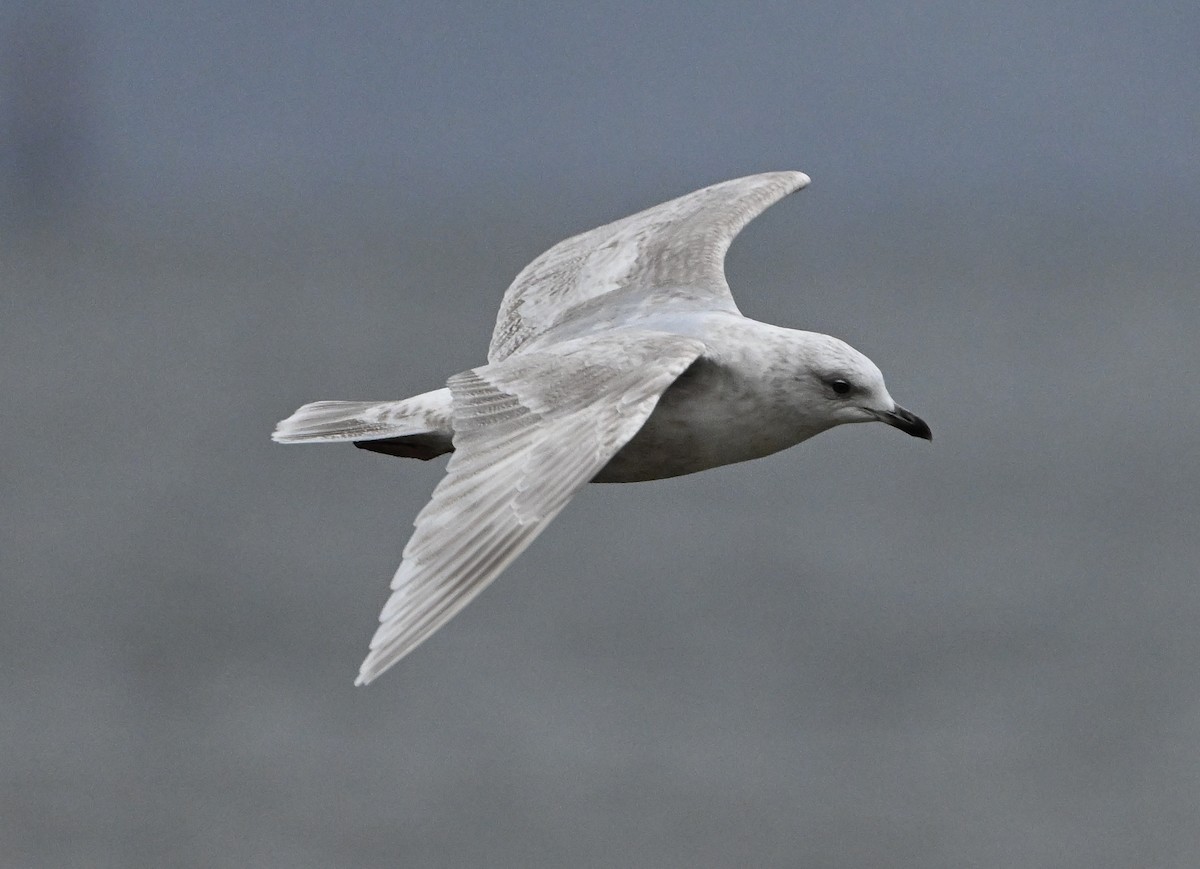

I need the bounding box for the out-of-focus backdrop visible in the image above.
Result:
[4,3,1198,867]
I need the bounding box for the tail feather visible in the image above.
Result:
[272,388,454,452]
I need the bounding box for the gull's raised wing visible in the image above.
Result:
[356,331,705,685]
[488,170,810,363]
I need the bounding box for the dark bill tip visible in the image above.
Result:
[880,404,932,441]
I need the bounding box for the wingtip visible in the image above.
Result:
[737,169,810,190]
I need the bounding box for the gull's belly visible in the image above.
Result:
[593,356,823,483]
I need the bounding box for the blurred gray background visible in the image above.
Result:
[3,2,1198,867]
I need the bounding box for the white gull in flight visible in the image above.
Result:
[273,171,931,685]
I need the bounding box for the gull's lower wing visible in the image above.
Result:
[488,170,810,363]
[355,331,706,685]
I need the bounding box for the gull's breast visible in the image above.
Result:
[592,353,824,483]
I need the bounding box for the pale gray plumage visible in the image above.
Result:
[273,170,931,685]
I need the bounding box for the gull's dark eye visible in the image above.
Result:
[830,379,852,396]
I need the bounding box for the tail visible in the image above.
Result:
[272,388,455,461]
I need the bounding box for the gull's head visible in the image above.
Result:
[794,333,932,441]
